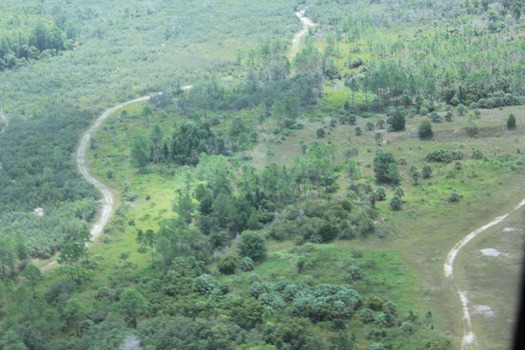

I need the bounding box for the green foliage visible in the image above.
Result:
[0,329,27,350]
[218,256,239,275]
[131,136,149,171]
[507,113,517,129]
[388,107,406,131]
[389,195,402,211]
[422,163,433,178]
[239,256,255,272]
[418,120,433,139]
[193,274,222,295]
[20,264,42,298]
[425,149,464,163]
[117,288,149,328]
[448,191,462,203]
[471,149,484,159]
[373,150,400,184]
[238,231,267,263]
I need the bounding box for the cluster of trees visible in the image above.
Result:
[299,0,525,112]
[0,4,80,71]
[0,104,98,258]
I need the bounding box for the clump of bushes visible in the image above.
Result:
[425,149,464,163]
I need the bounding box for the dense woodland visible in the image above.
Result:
[0,0,524,349]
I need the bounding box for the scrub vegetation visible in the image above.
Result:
[0,0,524,349]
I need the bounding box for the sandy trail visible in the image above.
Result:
[291,11,317,57]
[444,198,525,349]
[40,95,154,272]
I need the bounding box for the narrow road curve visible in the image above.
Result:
[40,95,154,272]
[77,96,153,242]
[444,198,525,349]
[291,10,317,57]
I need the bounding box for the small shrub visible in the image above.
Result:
[422,163,433,178]
[389,195,402,211]
[448,191,462,202]
[418,120,433,139]
[507,113,517,129]
[471,149,484,159]
[218,256,239,275]
[240,257,254,272]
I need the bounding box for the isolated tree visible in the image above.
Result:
[58,241,86,284]
[316,127,326,138]
[369,191,379,208]
[394,186,405,198]
[389,108,406,131]
[20,265,42,298]
[376,187,386,201]
[118,253,131,281]
[422,163,433,178]
[366,121,374,131]
[144,229,158,267]
[355,127,362,136]
[418,120,433,139]
[507,113,517,129]
[457,103,466,116]
[375,133,383,146]
[389,195,402,211]
[131,136,149,171]
[373,150,399,183]
[345,77,359,105]
[466,111,478,135]
[150,125,163,163]
[411,168,421,185]
[238,231,266,263]
[118,289,148,328]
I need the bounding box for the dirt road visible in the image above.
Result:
[291,11,317,57]
[444,198,525,349]
[39,95,154,272]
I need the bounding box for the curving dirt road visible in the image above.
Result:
[444,198,525,349]
[291,11,317,57]
[39,95,155,272]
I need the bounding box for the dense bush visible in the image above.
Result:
[425,149,464,163]
[418,120,433,139]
